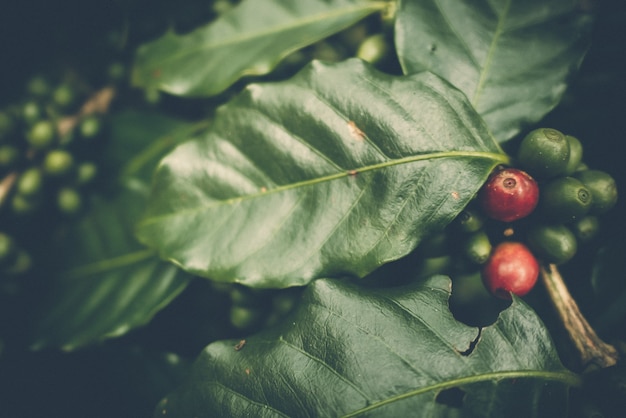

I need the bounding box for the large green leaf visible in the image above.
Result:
[154,275,580,417]
[132,0,388,97]
[395,0,594,142]
[105,108,207,183]
[136,59,509,288]
[31,185,191,351]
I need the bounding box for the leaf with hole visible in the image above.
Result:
[136,59,509,288]
[395,0,594,141]
[132,0,388,97]
[155,275,580,417]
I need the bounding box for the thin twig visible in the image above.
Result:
[0,171,18,208]
[540,263,619,370]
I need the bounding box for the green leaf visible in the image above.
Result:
[395,0,594,142]
[31,185,191,351]
[106,109,206,183]
[132,0,388,97]
[154,276,581,417]
[136,59,509,288]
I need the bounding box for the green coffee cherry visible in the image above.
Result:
[76,162,97,185]
[573,170,618,214]
[43,149,74,176]
[272,293,296,316]
[26,75,51,98]
[357,34,390,65]
[517,128,570,178]
[0,145,20,169]
[570,215,600,243]
[539,176,593,223]
[52,83,76,109]
[22,101,43,124]
[27,120,56,149]
[0,233,17,267]
[463,231,492,265]
[563,135,583,175]
[11,194,39,215]
[230,306,260,329]
[454,207,485,233]
[79,116,102,139]
[526,224,577,265]
[57,187,82,215]
[16,167,44,196]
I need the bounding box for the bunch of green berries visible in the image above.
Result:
[0,74,108,279]
[418,128,618,300]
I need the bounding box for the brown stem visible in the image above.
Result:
[0,171,18,208]
[57,85,117,138]
[540,263,619,370]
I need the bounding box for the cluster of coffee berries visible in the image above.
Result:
[209,282,301,332]
[0,74,108,278]
[470,128,617,299]
[417,128,618,300]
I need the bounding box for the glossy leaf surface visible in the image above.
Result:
[395,0,594,142]
[31,185,191,351]
[155,275,580,417]
[132,0,387,97]
[136,59,509,288]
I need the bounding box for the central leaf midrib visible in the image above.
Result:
[342,369,582,417]
[140,150,508,226]
[471,0,512,108]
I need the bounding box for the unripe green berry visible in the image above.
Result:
[570,215,600,243]
[573,170,618,214]
[526,224,577,265]
[11,194,39,215]
[79,116,102,139]
[57,187,82,215]
[52,83,76,109]
[17,167,44,196]
[0,233,17,267]
[76,162,97,185]
[454,207,485,233]
[563,135,583,175]
[357,34,390,65]
[230,305,259,330]
[27,120,56,149]
[517,128,570,178]
[43,149,74,176]
[463,230,492,265]
[22,101,43,125]
[26,75,51,98]
[539,176,593,223]
[0,145,20,169]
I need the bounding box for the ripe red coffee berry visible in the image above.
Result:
[478,167,539,222]
[482,241,539,299]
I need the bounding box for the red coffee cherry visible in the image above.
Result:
[481,241,539,299]
[478,167,539,222]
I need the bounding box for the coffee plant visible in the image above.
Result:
[1,0,625,417]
